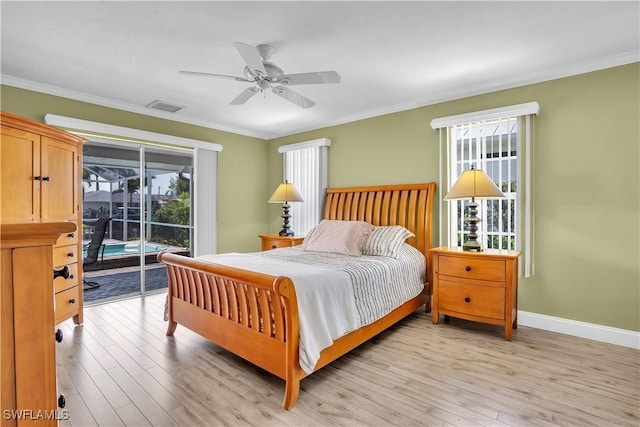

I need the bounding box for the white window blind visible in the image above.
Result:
[278,138,330,237]
[432,103,539,277]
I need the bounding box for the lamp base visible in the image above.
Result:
[462,239,483,252]
[463,198,483,251]
[279,202,294,237]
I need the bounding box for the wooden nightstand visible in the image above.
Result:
[259,234,305,251]
[431,246,521,340]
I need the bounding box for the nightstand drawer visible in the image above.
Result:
[266,239,298,250]
[259,234,305,251]
[438,255,506,282]
[438,278,505,320]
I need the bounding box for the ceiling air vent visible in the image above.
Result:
[145,100,184,113]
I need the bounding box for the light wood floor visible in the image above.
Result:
[56,293,639,427]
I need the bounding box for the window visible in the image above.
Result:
[278,138,330,236]
[431,102,539,277]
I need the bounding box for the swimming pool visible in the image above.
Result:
[83,241,167,258]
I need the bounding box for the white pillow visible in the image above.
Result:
[304,220,374,256]
[362,225,415,258]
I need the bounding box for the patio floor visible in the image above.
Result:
[83,264,168,304]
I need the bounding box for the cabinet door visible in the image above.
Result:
[0,126,40,222]
[41,136,79,221]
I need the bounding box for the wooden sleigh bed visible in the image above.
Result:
[158,182,436,409]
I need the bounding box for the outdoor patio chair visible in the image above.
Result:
[83,217,112,290]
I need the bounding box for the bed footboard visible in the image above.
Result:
[158,251,304,409]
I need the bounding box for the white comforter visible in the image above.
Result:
[196,244,425,374]
[197,252,358,374]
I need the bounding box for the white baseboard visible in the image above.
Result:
[518,311,640,350]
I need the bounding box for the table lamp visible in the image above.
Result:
[268,180,304,236]
[444,166,505,251]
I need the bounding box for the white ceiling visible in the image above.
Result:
[1,1,638,140]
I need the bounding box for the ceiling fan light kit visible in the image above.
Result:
[180,42,340,108]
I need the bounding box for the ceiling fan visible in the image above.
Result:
[179,42,341,109]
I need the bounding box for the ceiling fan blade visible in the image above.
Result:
[230,87,260,105]
[272,86,315,109]
[278,71,341,85]
[233,42,267,77]
[179,70,251,82]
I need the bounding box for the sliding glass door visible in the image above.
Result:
[82,141,193,303]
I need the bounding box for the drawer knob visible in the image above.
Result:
[464,297,471,303]
[55,329,64,343]
[53,265,71,280]
[69,298,76,304]
[465,266,471,272]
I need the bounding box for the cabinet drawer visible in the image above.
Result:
[438,255,506,282]
[53,244,78,267]
[438,278,505,320]
[55,286,79,324]
[55,226,79,247]
[53,263,78,293]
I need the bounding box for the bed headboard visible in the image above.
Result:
[323,182,437,279]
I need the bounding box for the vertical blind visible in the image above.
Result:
[279,138,330,237]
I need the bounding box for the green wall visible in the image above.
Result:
[0,85,268,253]
[3,62,638,332]
[269,63,640,332]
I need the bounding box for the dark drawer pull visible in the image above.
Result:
[465,266,471,272]
[69,298,76,304]
[55,329,63,343]
[464,297,471,303]
[53,265,71,280]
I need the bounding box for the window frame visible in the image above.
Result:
[278,138,330,237]
[431,102,539,277]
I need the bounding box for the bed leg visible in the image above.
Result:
[282,378,300,410]
[166,320,178,336]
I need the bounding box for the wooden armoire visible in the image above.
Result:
[1,112,86,425]
[0,111,85,325]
